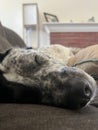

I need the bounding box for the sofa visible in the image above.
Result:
[0,22,98,130]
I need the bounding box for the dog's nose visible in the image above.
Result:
[77,84,92,108]
[66,81,92,109]
[83,84,92,98]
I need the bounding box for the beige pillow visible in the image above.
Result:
[68,44,98,76]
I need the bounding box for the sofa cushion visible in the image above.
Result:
[0,22,6,37]
[3,27,26,48]
[0,104,98,130]
[0,35,12,52]
[0,22,26,48]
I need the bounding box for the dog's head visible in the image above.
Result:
[0,48,97,109]
[40,66,97,109]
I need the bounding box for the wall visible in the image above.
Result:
[39,0,98,23]
[0,0,98,46]
[0,0,38,39]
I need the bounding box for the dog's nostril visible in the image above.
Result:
[84,85,92,98]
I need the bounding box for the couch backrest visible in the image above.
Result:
[0,22,26,52]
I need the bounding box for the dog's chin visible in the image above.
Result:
[67,92,96,110]
[65,100,89,110]
[65,86,96,110]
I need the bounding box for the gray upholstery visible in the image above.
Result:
[0,35,11,52]
[0,22,26,52]
[0,22,6,37]
[4,27,26,48]
[0,104,98,130]
[0,22,98,130]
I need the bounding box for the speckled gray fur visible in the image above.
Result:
[0,48,97,109]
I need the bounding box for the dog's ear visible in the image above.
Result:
[0,49,11,62]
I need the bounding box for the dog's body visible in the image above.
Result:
[0,48,97,109]
[39,44,81,65]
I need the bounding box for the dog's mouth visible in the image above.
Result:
[79,98,90,108]
[67,97,91,110]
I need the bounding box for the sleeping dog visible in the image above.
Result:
[0,48,97,109]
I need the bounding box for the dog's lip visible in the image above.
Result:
[79,98,90,107]
[82,98,90,103]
